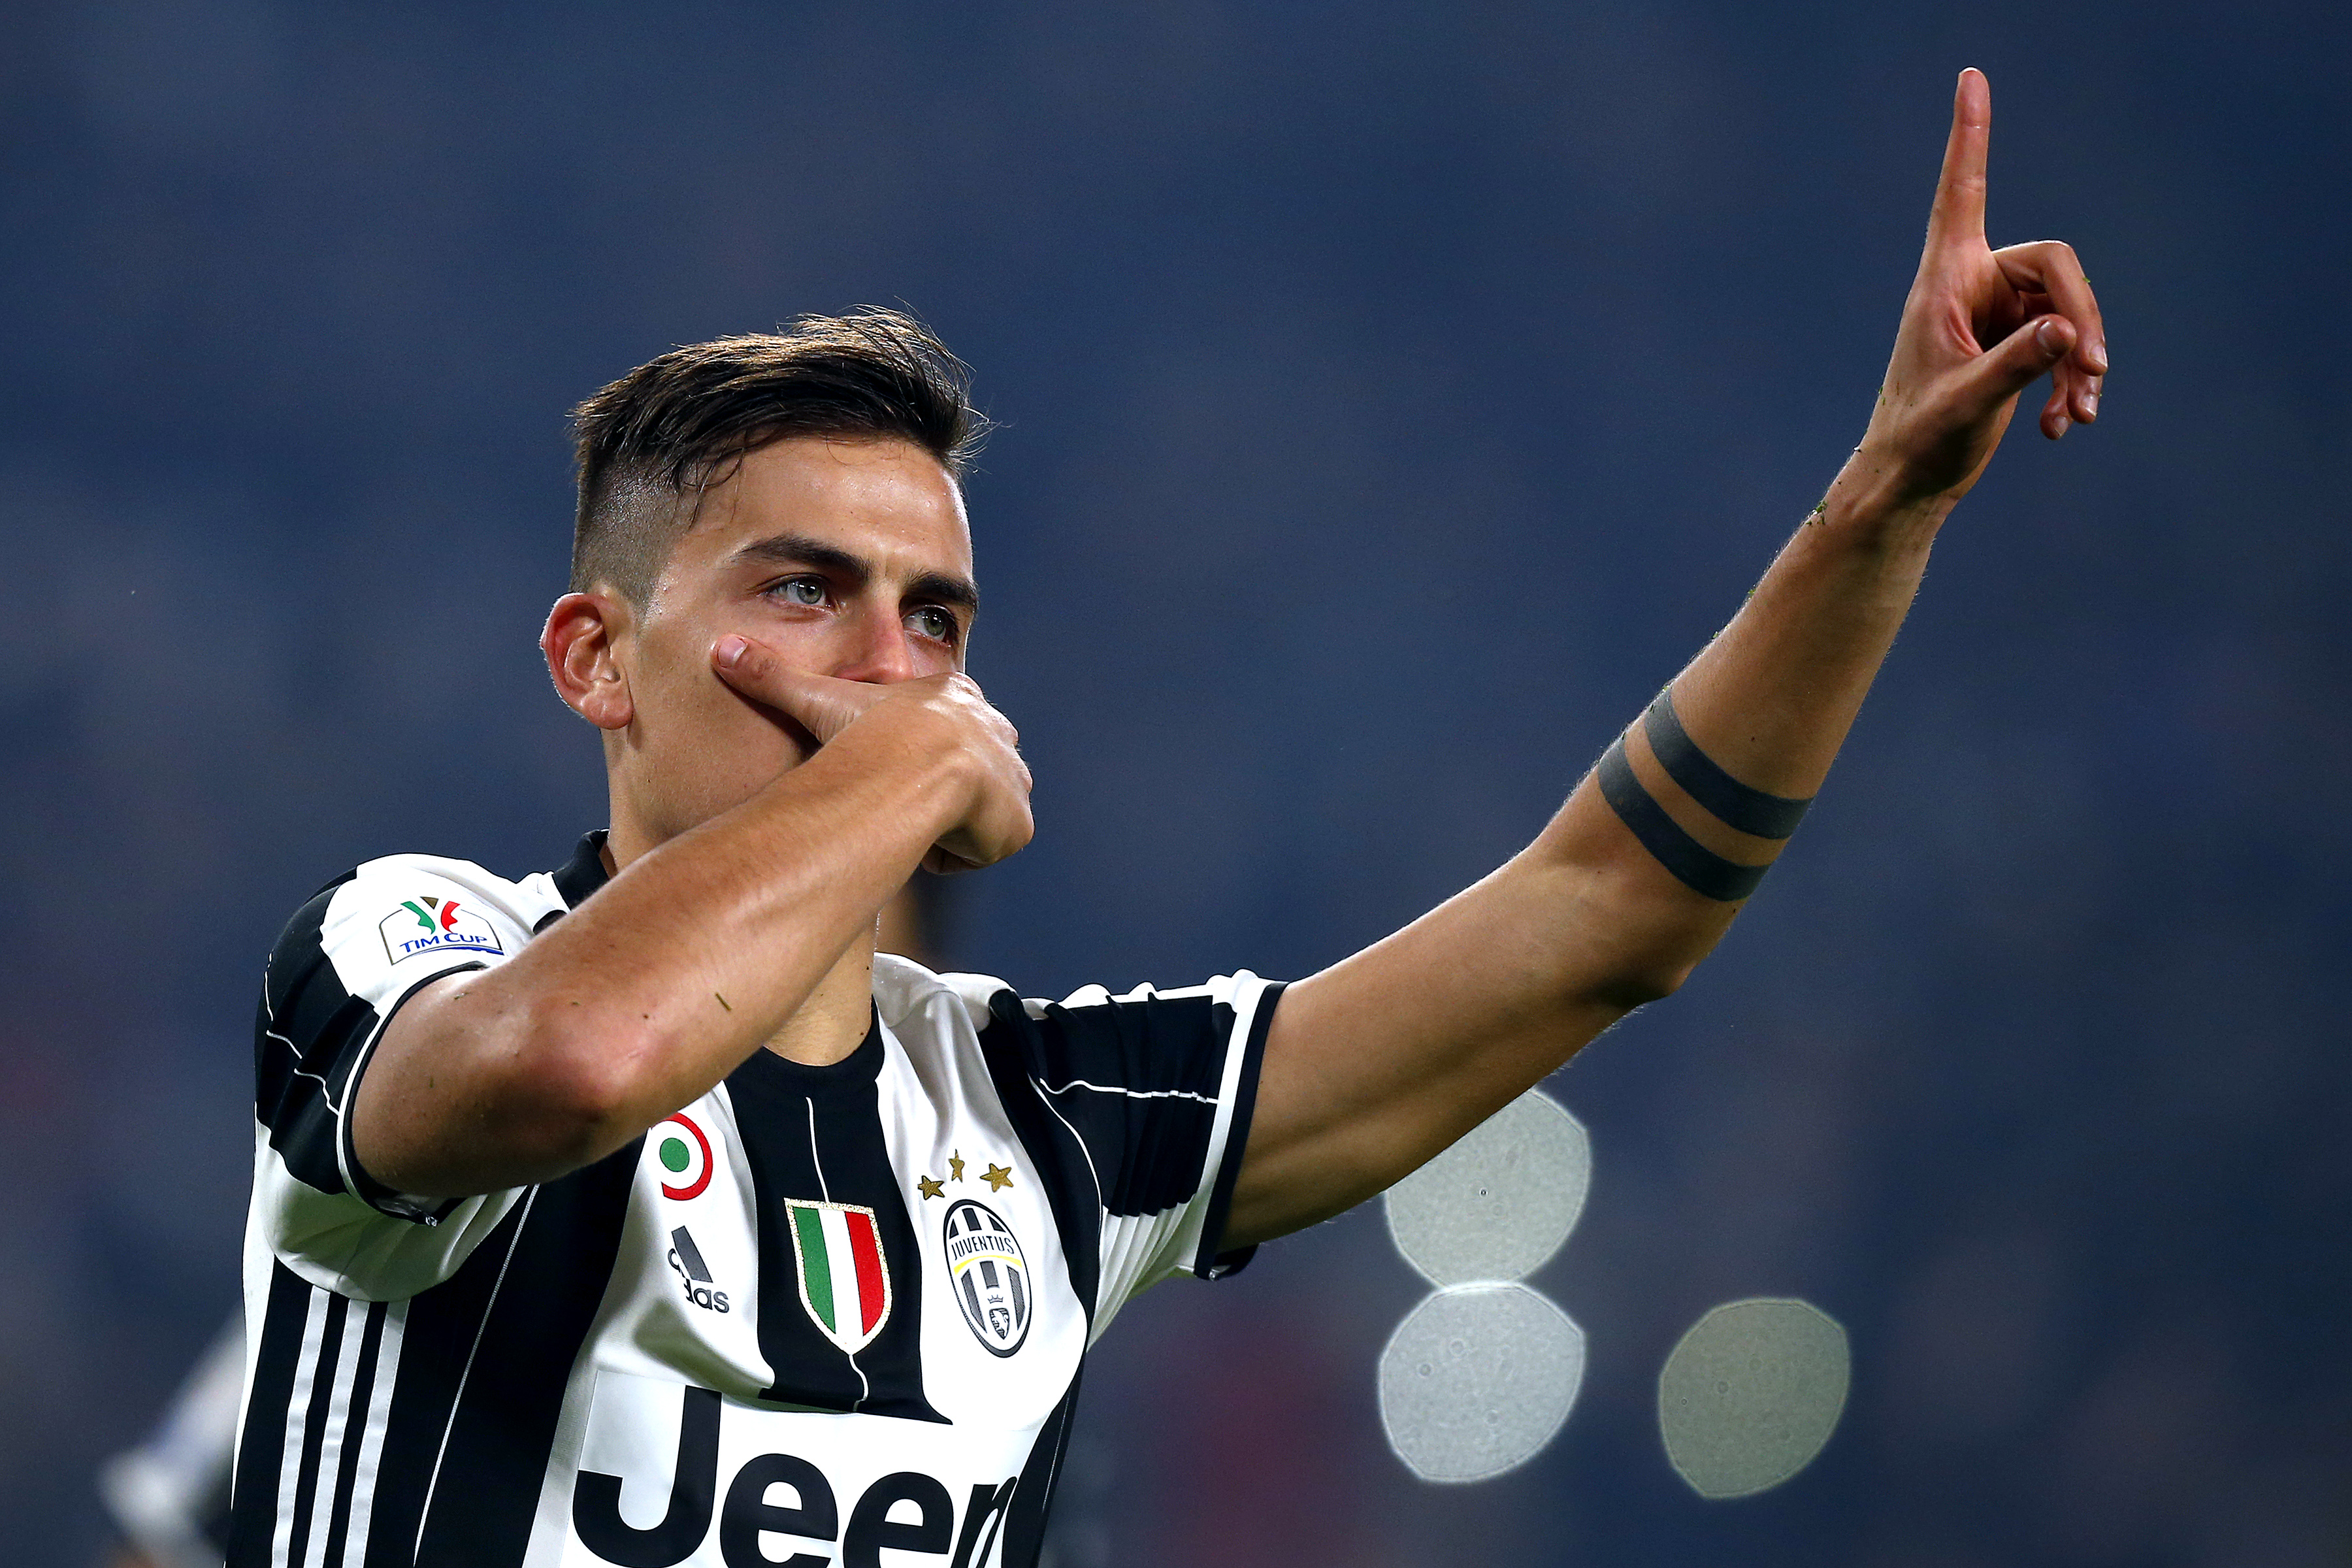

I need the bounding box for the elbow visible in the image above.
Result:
[1576,862,1726,1010]
[1586,951,1700,1012]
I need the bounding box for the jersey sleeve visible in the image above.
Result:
[250,858,540,1301]
[1010,972,1284,1335]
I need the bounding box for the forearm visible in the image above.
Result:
[357,714,967,1194]
[1653,455,1947,803]
[1522,455,1949,992]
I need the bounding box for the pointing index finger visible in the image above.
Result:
[1925,67,1991,251]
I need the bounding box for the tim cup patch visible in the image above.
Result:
[378,895,504,964]
[941,1200,1031,1357]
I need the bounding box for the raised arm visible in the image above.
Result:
[1228,69,2107,1245]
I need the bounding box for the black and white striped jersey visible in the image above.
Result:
[232,832,1281,1568]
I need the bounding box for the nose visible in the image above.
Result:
[831,609,921,685]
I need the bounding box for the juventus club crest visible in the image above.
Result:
[785,1200,893,1356]
[941,1200,1032,1356]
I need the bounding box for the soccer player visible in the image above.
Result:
[232,71,2100,1567]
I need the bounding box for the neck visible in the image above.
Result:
[599,814,879,1071]
[765,936,879,1067]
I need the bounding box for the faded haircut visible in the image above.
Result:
[569,308,987,608]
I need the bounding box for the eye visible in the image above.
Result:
[906,606,959,644]
[769,576,828,608]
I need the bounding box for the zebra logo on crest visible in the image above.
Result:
[941,1199,1031,1356]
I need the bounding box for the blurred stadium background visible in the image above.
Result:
[3,2,2347,1563]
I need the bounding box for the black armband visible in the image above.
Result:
[1641,691,1814,840]
[1595,738,1771,902]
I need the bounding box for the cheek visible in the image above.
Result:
[635,622,764,750]
[634,625,720,718]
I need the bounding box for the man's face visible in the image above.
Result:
[601,434,978,851]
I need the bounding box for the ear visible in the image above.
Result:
[543,591,634,730]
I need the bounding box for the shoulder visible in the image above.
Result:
[1039,974,1271,1017]
[269,851,565,1003]
[872,956,1273,1030]
[872,951,1011,1039]
[871,956,1277,1041]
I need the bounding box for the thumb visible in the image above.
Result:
[1948,313,2074,421]
[711,635,879,746]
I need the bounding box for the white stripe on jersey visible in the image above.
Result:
[1039,1078,1220,1104]
[300,1305,369,1568]
[337,1303,404,1568]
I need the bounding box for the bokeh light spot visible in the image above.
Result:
[1658,1298,1849,1499]
[1384,1088,1589,1287]
[1379,1283,1585,1483]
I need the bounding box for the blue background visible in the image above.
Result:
[3,3,2346,1563]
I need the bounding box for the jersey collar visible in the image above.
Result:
[551,829,612,909]
[728,1005,887,1092]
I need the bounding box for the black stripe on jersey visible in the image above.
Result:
[1017,989,1232,1218]
[1192,981,1282,1280]
[727,1028,949,1424]
[383,1143,640,1567]
[227,1262,322,1565]
[991,982,1284,1234]
[255,875,367,1194]
[285,1292,353,1558]
[318,1299,390,1568]
[977,996,1103,1331]
[991,1369,1082,1568]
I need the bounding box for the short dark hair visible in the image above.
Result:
[569,308,987,608]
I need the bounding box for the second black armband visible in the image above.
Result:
[1595,738,1772,902]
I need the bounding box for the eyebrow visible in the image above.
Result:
[732,533,981,614]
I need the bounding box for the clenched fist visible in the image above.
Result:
[712,633,1034,874]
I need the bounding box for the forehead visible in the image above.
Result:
[673,434,973,580]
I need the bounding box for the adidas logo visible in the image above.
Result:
[666,1226,730,1314]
